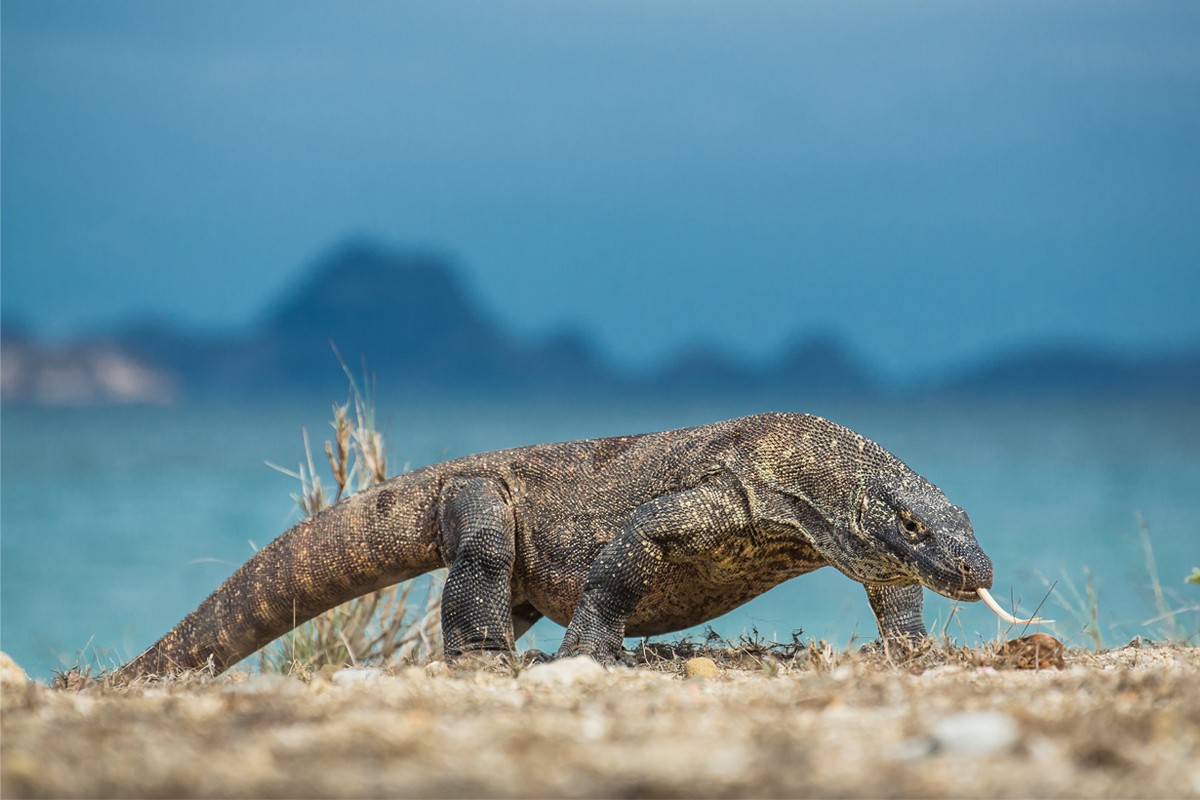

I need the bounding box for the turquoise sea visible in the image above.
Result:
[2,397,1198,681]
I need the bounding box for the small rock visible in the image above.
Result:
[683,657,720,679]
[997,633,1065,670]
[517,656,607,688]
[930,711,1019,756]
[0,652,30,685]
[317,664,343,682]
[425,660,450,678]
[520,649,553,667]
[331,667,384,685]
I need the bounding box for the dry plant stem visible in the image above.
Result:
[325,402,351,502]
[1136,517,1197,643]
[258,368,443,674]
[294,428,328,518]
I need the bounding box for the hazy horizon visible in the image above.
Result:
[4,2,1199,375]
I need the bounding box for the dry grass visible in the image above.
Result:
[1040,516,1199,649]
[624,626,1071,676]
[6,641,1198,799]
[260,368,444,675]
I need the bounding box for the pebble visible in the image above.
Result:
[517,656,607,688]
[331,667,385,685]
[683,657,720,679]
[930,710,1019,756]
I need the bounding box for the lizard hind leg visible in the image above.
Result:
[437,476,519,658]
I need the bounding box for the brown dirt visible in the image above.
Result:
[3,641,1199,799]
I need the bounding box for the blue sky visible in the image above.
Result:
[3,1,1199,375]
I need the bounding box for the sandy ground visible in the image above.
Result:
[2,640,1199,799]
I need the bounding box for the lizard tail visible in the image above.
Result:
[116,469,443,680]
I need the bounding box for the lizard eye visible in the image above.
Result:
[897,511,928,542]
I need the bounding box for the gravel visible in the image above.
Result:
[3,643,1198,798]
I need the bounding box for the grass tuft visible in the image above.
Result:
[1135,515,1199,644]
[259,363,444,675]
[1041,566,1104,649]
[1038,516,1198,648]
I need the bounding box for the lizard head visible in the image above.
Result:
[843,468,994,602]
[749,414,996,604]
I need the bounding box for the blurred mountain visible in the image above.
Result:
[261,243,513,391]
[646,334,874,400]
[3,240,1197,405]
[938,344,1200,399]
[108,241,624,400]
[771,334,878,396]
[651,345,762,397]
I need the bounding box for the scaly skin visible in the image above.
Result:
[117,413,994,678]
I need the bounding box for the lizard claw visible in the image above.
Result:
[518,649,553,667]
[555,641,623,666]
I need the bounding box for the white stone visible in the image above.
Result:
[930,711,1020,756]
[331,667,385,685]
[517,656,607,688]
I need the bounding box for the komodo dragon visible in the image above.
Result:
[118,412,1043,679]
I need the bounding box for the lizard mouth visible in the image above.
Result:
[934,584,985,603]
[910,557,992,603]
[907,551,993,606]
[922,580,1055,625]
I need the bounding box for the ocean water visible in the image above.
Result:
[2,397,1197,681]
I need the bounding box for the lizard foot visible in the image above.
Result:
[860,634,932,660]
[555,641,625,666]
[556,597,625,665]
[518,649,553,667]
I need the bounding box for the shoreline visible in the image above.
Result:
[3,642,1198,798]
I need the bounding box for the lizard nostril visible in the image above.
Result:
[958,558,973,574]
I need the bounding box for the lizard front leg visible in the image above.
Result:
[558,475,750,663]
[865,583,927,642]
[438,477,517,657]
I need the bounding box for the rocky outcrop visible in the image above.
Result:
[1,327,174,405]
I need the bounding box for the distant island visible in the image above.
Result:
[3,239,1197,405]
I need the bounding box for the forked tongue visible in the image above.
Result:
[976,587,1053,625]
